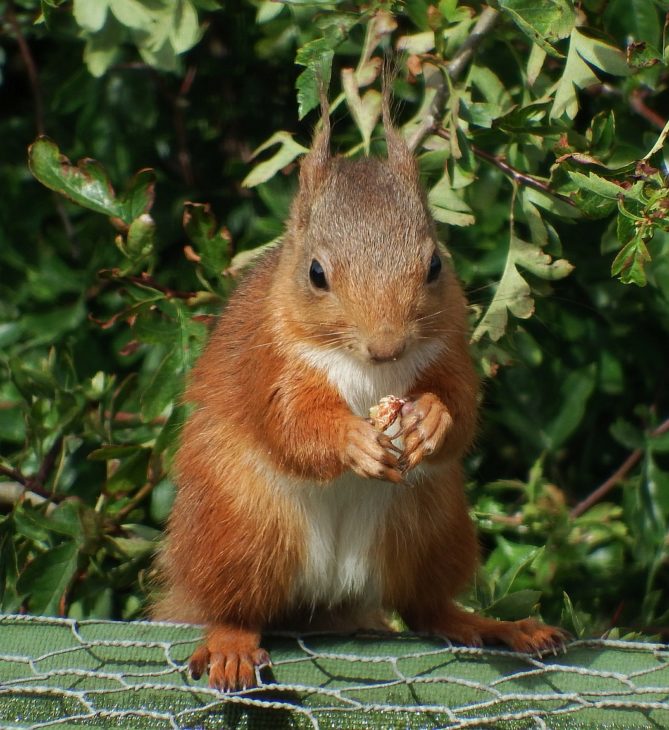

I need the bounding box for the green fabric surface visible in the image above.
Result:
[0,614,667,729]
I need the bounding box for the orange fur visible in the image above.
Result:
[153,108,565,690]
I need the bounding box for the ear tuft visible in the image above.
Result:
[299,87,331,194]
[381,62,419,180]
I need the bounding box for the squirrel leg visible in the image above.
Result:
[414,602,568,654]
[189,624,270,691]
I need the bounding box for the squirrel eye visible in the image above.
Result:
[309,259,328,290]
[427,251,442,283]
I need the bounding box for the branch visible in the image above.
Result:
[570,416,669,519]
[435,127,576,206]
[629,88,667,131]
[0,436,65,504]
[5,1,45,136]
[112,478,161,524]
[99,269,199,300]
[407,6,500,150]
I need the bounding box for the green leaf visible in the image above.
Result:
[472,231,574,343]
[82,14,124,77]
[109,0,154,31]
[544,365,596,448]
[487,589,543,621]
[242,132,309,188]
[183,202,231,279]
[551,29,628,120]
[498,0,575,57]
[73,0,109,32]
[342,69,382,155]
[28,138,123,218]
[295,38,334,120]
[140,348,181,421]
[17,541,79,615]
[124,213,156,261]
[428,173,475,226]
[611,236,651,285]
[119,169,156,220]
[170,0,201,54]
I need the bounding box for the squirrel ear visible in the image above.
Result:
[299,90,331,194]
[382,65,419,180]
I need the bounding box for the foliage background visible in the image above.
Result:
[0,0,668,638]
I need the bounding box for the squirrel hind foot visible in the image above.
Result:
[427,605,569,656]
[189,625,270,691]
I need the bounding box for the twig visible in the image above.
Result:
[407,6,500,150]
[629,88,667,131]
[570,416,669,519]
[5,0,45,135]
[100,269,198,300]
[0,436,65,504]
[112,479,161,524]
[435,127,577,206]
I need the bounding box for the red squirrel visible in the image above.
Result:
[153,98,565,691]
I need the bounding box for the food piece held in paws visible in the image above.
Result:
[368,395,407,432]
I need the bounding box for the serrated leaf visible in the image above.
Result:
[551,30,598,120]
[242,132,309,188]
[472,231,573,343]
[498,0,575,57]
[429,173,475,226]
[611,236,650,285]
[575,29,630,77]
[17,541,79,615]
[568,171,644,202]
[29,138,124,219]
[295,38,334,120]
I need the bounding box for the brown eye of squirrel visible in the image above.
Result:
[427,252,442,283]
[309,259,328,290]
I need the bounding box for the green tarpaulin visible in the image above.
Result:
[0,614,667,729]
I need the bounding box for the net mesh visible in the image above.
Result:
[0,613,668,729]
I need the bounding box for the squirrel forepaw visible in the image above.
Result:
[399,393,453,472]
[343,417,404,483]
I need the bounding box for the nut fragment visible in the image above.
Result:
[368,395,407,432]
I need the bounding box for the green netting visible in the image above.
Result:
[0,614,668,729]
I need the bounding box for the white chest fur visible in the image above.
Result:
[280,342,444,609]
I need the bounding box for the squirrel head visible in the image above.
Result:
[279,97,460,365]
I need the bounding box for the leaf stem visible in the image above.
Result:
[570,416,669,519]
[435,127,576,206]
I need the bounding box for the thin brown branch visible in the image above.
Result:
[100,269,198,300]
[629,88,667,131]
[5,0,45,136]
[31,435,63,491]
[0,436,65,504]
[0,464,26,485]
[112,478,161,524]
[407,6,500,150]
[435,127,577,206]
[570,416,669,519]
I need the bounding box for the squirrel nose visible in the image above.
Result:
[367,337,406,363]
